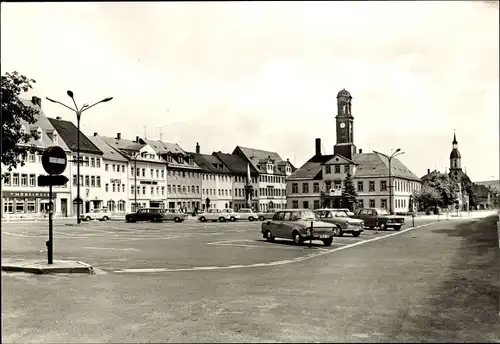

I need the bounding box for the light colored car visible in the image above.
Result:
[198,209,231,222]
[161,208,188,222]
[222,208,240,222]
[81,208,112,221]
[260,209,336,246]
[238,208,259,221]
[313,209,364,237]
[257,209,276,221]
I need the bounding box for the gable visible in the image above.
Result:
[323,154,357,165]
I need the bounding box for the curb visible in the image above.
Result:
[1,261,94,275]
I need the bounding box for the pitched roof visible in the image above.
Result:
[474,180,500,192]
[421,170,441,182]
[47,118,102,155]
[88,135,128,162]
[101,136,145,154]
[141,139,185,155]
[212,151,259,176]
[233,146,289,175]
[189,153,232,174]
[287,154,333,180]
[472,184,491,198]
[352,153,420,181]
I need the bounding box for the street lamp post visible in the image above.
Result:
[46,91,112,224]
[133,152,139,212]
[373,149,405,215]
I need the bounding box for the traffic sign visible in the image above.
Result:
[73,197,83,205]
[38,175,69,187]
[42,146,67,175]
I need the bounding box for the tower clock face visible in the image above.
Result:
[340,122,346,128]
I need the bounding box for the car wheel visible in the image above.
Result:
[85,216,91,221]
[394,225,401,231]
[379,222,387,231]
[352,232,361,237]
[219,217,226,222]
[292,231,303,245]
[265,230,275,242]
[102,216,109,222]
[174,217,180,223]
[199,216,206,222]
[259,216,265,221]
[322,237,333,246]
[249,217,254,222]
[333,226,343,237]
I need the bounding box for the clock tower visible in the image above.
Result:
[334,88,357,160]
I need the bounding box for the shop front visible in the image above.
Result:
[2,191,63,218]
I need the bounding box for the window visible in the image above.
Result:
[381,199,387,209]
[105,183,109,192]
[142,186,146,195]
[131,186,135,195]
[292,183,298,193]
[151,169,154,177]
[325,166,331,174]
[136,168,140,177]
[21,174,27,186]
[292,200,299,209]
[358,199,364,208]
[369,181,375,192]
[357,181,364,192]
[91,176,96,187]
[96,176,101,187]
[5,201,13,214]
[334,165,340,173]
[112,184,116,192]
[118,200,126,212]
[38,154,42,163]
[142,168,145,177]
[381,181,387,191]
[131,167,134,175]
[196,186,199,194]
[369,199,375,208]
[29,153,35,163]
[313,183,319,193]
[303,201,309,209]
[91,158,95,167]
[302,183,309,193]
[105,164,109,171]
[73,175,77,186]
[16,201,24,213]
[29,174,35,187]
[96,159,101,168]
[168,185,172,194]
[27,201,35,213]
[122,184,125,192]
[182,186,186,194]
[85,176,89,187]
[313,200,320,209]
[334,181,341,190]
[344,165,349,173]
[161,170,164,178]
[112,164,116,172]
[3,174,11,186]
[156,170,159,178]
[85,157,89,167]
[151,186,154,195]
[161,186,165,195]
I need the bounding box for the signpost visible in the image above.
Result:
[39,146,68,264]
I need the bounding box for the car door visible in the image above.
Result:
[355,209,367,226]
[285,211,301,239]
[365,209,376,227]
[270,211,286,237]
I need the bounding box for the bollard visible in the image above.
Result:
[309,221,313,248]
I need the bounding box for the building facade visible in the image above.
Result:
[287,89,421,213]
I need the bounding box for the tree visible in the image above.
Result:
[341,171,358,211]
[416,172,459,210]
[1,71,39,177]
[413,185,441,210]
[461,179,478,208]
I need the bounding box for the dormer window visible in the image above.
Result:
[37,128,42,141]
[52,132,58,144]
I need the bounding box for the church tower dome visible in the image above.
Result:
[449,130,462,181]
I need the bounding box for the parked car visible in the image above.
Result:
[221,208,240,222]
[257,209,276,221]
[261,209,336,246]
[313,209,364,237]
[81,208,112,221]
[351,208,405,231]
[125,208,164,223]
[238,208,259,221]
[198,209,231,222]
[161,208,188,222]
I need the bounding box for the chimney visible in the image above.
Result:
[116,133,121,140]
[56,116,62,120]
[136,136,139,143]
[36,98,42,107]
[31,96,38,105]
[359,149,363,153]
[94,132,98,137]
[196,142,200,154]
[427,169,430,174]
[315,138,321,156]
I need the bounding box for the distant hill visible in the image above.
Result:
[474,180,500,192]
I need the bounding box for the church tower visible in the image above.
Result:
[449,130,462,182]
[334,88,356,160]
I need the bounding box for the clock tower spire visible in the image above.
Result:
[449,130,463,182]
[334,88,356,160]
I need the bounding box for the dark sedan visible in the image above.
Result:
[125,208,164,223]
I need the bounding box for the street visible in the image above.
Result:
[2,213,499,343]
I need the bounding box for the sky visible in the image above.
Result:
[1,1,499,182]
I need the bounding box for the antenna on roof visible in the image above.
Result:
[158,127,163,141]
[322,143,326,155]
[144,125,147,139]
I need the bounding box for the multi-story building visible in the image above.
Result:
[48,117,105,216]
[102,134,167,211]
[191,143,234,210]
[1,97,72,219]
[233,146,293,211]
[287,89,421,213]
[88,133,129,213]
[141,139,202,211]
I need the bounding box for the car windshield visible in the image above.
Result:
[299,210,319,221]
[334,211,348,217]
[378,209,389,215]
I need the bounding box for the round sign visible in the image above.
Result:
[42,146,67,175]
[455,205,459,210]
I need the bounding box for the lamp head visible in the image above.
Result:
[395,148,401,153]
[102,97,113,102]
[67,90,74,98]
